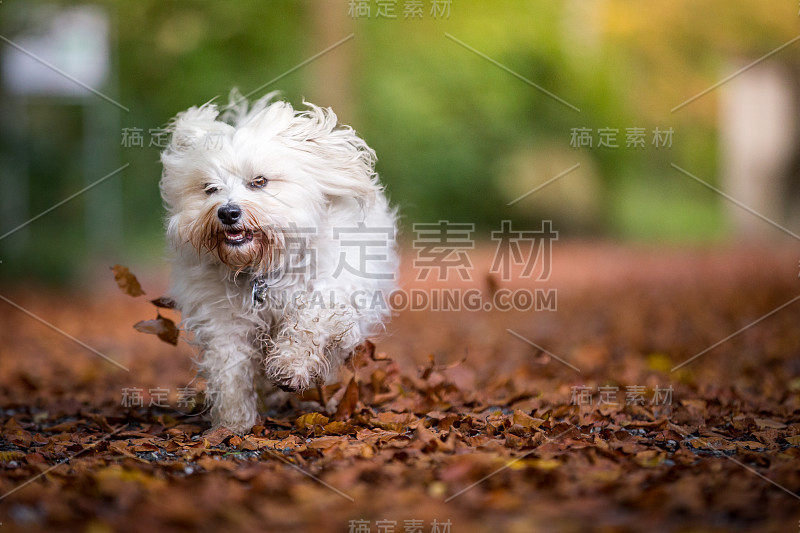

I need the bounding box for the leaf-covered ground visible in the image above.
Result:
[1,245,799,533]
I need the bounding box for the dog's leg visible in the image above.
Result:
[196,322,260,434]
[169,257,264,434]
[265,289,364,392]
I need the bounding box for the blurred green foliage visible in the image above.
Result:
[1,0,797,281]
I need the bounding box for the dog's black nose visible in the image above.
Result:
[217,204,241,225]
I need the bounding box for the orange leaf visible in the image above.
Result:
[111,264,145,297]
[333,377,359,421]
[203,427,234,447]
[295,413,329,430]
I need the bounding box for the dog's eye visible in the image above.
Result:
[249,175,268,189]
[204,184,219,196]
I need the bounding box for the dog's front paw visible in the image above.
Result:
[265,340,327,392]
[211,407,257,436]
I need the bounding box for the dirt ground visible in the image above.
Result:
[0,243,799,533]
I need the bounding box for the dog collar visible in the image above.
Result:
[251,277,269,307]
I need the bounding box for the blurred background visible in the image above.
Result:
[2,5,800,530]
[0,0,799,283]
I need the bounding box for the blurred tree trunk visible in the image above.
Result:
[719,62,796,239]
[781,61,800,230]
[307,1,356,125]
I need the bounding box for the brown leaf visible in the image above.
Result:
[0,450,25,462]
[734,441,766,450]
[371,412,418,432]
[323,421,358,435]
[412,424,454,452]
[203,427,234,446]
[134,314,179,345]
[419,352,468,380]
[197,456,237,471]
[239,437,261,451]
[307,436,347,450]
[25,452,46,464]
[753,418,786,430]
[297,383,340,404]
[111,264,145,297]
[295,413,329,430]
[85,412,114,433]
[355,340,375,360]
[150,297,177,309]
[512,410,545,430]
[46,420,83,432]
[634,450,666,467]
[117,431,160,439]
[332,377,359,421]
[109,440,144,461]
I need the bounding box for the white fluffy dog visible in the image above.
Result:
[159,92,398,434]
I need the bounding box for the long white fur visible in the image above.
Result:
[160,91,398,434]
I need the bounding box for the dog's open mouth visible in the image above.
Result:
[223,229,254,246]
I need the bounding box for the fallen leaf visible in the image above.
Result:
[753,418,786,430]
[371,411,418,432]
[646,353,672,373]
[512,410,545,430]
[634,450,666,467]
[203,427,234,446]
[24,452,45,464]
[512,458,561,471]
[295,413,329,430]
[0,450,25,462]
[150,297,176,309]
[332,377,359,421]
[323,421,358,435]
[197,456,237,471]
[111,264,145,297]
[307,436,347,450]
[134,314,179,345]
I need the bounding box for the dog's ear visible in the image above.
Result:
[165,103,227,153]
[293,103,382,203]
[160,103,232,211]
[314,126,381,202]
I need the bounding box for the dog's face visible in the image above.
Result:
[160,94,379,274]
